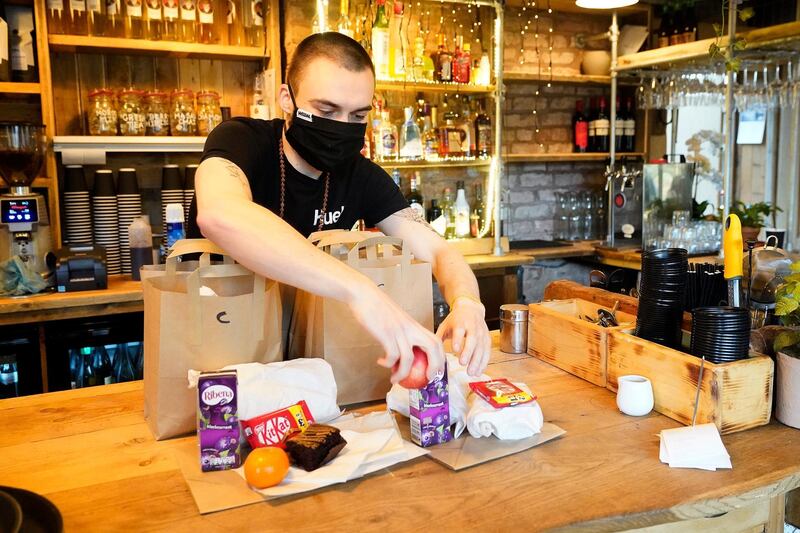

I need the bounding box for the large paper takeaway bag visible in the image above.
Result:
[290,235,433,405]
[142,239,282,440]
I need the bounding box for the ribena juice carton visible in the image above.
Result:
[197,370,240,472]
[410,362,452,447]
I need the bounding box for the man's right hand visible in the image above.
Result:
[347,279,445,385]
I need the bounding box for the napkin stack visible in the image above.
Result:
[659,423,732,470]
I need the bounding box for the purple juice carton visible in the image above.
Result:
[409,362,452,447]
[197,370,241,472]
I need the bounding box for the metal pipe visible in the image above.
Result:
[764,106,778,207]
[721,0,737,225]
[492,0,504,256]
[787,103,800,252]
[607,11,619,247]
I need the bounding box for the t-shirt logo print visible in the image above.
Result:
[314,205,344,227]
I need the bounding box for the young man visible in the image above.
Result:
[191,32,490,384]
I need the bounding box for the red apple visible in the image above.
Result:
[393,346,429,389]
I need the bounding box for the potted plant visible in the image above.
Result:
[730,201,781,241]
[773,262,800,429]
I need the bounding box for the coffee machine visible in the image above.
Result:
[0,122,53,279]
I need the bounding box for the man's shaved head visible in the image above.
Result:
[287,32,375,93]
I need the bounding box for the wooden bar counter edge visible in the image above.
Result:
[2,332,799,532]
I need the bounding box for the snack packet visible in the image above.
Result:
[241,401,314,449]
[469,378,536,409]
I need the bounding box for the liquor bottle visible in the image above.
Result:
[454,39,471,84]
[572,99,588,153]
[458,103,474,158]
[47,0,67,35]
[113,344,136,383]
[162,0,179,39]
[407,171,425,219]
[371,0,390,80]
[594,96,610,153]
[197,0,217,42]
[477,52,491,85]
[10,30,35,83]
[224,0,242,44]
[435,34,453,82]
[399,106,422,160]
[427,199,441,224]
[378,110,398,161]
[105,0,124,36]
[123,0,144,38]
[336,0,352,38]
[0,5,9,83]
[92,346,113,386]
[411,33,426,81]
[422,111,439,162]
[0,358,18,399]
[145,0,163,39]
[682,3,696,43]
[388,0,405,80]
[622,97,636,153]
[669,4,683,46]
[441,188,456,239]
[87,0,107,36]
[475,101,491,158]
[179,0,196,42]
[438,110,463,159]
[454,180,471,238]
[587,97,596,152]
[656,5,670,48]
[243,0,264,47]
[471,183,485,237]
[414,93,426,131]
[614,97,624,153]
[391,168,401,188]
[69,0,89,35]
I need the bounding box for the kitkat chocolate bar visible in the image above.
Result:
[241,401,314,449]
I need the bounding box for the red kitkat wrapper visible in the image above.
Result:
[241,401,314,449]
[469,379,536,409]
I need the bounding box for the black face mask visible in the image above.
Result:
[284,84,368,173]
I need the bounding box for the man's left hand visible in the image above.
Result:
[436,297,491,376]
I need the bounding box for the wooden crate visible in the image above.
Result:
[527,299,636,387]
[607,329,774,435]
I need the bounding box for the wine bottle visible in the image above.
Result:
[407,171,425,219]
[623,97,636,153]
[614,97,624,153]
[594,97,610,153]
[572,99,588,153]
[371,0,390,79]
[587,97,597,152]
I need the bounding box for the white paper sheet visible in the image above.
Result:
[659,423,732,471]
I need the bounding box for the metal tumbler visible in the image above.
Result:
[499,304,529,354]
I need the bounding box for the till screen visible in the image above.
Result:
[1,200,38,224]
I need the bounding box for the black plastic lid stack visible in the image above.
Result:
[635,248,689,349]
[690,306,751,364]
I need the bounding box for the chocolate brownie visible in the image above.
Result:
[285,424,347,472]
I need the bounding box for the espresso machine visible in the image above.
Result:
[0,122,53,280]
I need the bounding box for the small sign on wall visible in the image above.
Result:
[737,109,766,145]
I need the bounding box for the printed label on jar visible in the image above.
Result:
[198,0,213,23]
[146,0,162,18]
[251,0,263,25]
[126,0,143,17]
[48,0,64,11]
[180,0,196,20]
[227,0,235,23]
[198,110,222,134]
[163,0,178,18]
[94,108,118,132]
[146,112,169,132]
[173,111,197,133]
[70,0,86,12]
[106,0,120,15]
[120,112,145,134]
[87,0,103,12]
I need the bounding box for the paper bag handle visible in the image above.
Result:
[185,263,268,346]
[347,236,411,309]
[165,238,234,275]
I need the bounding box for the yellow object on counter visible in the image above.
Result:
[723,214,744,279]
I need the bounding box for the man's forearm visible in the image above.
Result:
[431,246,481,308]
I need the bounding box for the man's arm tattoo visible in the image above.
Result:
[393,207,439,234]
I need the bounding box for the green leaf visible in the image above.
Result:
[791,262,800,273]
[709,42,720,57]
[785,273,800,283]
[738,7,755,22]
[774,331,800,353]
[712,23,722,35]
[734,37,748,51]
[775,298,799,316]
[726,58,741,72]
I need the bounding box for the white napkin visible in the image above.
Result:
[465,382,544,440]
[385,354,490,439]
[659,423,732,471]
[238,410,427,498]
[188,359,340,423]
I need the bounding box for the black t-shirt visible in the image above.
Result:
[187,118,409,238]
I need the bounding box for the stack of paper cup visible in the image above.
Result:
[161,164,185,251]
[92,169,121,275]
[62,165,92,245]
[116,168,142,275]
[184,164,197,226]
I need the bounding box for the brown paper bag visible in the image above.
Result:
[142,239,282,440]
[290,235,433,405]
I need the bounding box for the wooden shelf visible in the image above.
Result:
[376,79,495,94]
[377,158,491,170]
[0,82,41,94]
[48,34,267,60]
[504,152,645,163]
[504,72,611,85]
[54,135,206,152]
[616,21,800,71]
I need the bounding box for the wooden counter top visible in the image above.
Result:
[463,252,535,270]
[3,338,799,531]
[513,240,600,261]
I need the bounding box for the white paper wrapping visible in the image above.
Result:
[465,382,544,440]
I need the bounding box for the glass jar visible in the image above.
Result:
[170,89,197,136]
[196,90,222,135]
[118,88,146,136]
[144,91,170,136]
[87,88,118,135]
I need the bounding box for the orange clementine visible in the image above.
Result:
[243,447,290,489]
